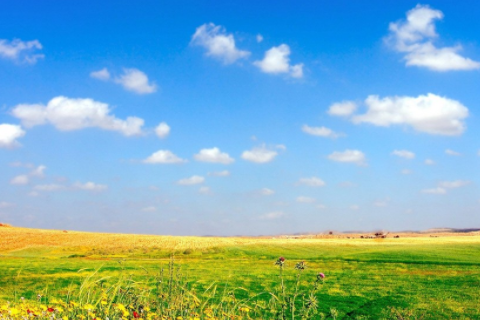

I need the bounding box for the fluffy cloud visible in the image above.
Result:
[425,159,435,165]
[0,124,25,148]
[328,150,366,166]
[422,187,447,194]
[392,150,415,159]
[350,94,469,136]
[241,146,278,163]
[254,44,304,78]
[296,177,326,187]
[194,147,234,164]
[144,150,187,164]
[115,68,157,94]
[31,165,46,177]
[327,101,357,117]
[0,38,44,64]
[10,175,29,185]
[90,68,110,81]
[302,125,343,138]
[177,175,205,186]
[12,96,144,136]
[208,170,230,177]
[155,122,170,139]
[445,149,461,156]
[439,180,470,189]
[73,182,107,191]
[387,5,480,71]
[191,23,250,64]
[260,188,275,196]
[422,180,469,195]
[199,186,212,195]
[296,196,316,203]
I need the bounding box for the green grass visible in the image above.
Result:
[1,240,480,319]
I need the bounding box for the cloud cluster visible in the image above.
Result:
[155,122,170,139]
[194,147,234,164]
[330,93,469,136]
[90,68,157,94]
[392,150,415,159]
[241,145,279,163]
[328,150,366,166]
[191,23,250,64]
[296,177,326,187]
[177,175,205,186]
[0,38,44,64]
[302,125,343,138]
[422,180,470,194]
[12,96,144,136]
[144,150,187,164]
[73,182,108,192]
[387,5,480,71]
[254,44,303,78]
[0,124,25,148]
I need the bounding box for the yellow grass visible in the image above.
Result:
[1,225,480,254]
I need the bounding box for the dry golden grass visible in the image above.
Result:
[1,225,480,254]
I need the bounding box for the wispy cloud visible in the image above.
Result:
[0,38,44,64]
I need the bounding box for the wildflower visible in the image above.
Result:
[295,261,307,270]
[275,256,285,267]
[47,307,55,312]
[317,273,325,280]
[133,311,140,318]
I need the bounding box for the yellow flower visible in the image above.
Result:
[62,316,68,320]
[101,301,108,305]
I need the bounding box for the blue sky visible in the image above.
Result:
[0,0,479,235]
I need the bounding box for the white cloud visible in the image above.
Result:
[425,159,435,165]
[316,204,327,210]
[10,175,29,185]
[351,93,468,136]
[328,149,366,166]
[445,149,461,156]
[199,186,212,195]
[208,170,230,177]
[422,180,469,195]
[401,169,413,175]
[327,101,357,117]
[115,68,157,94]
[392,149,415,159]
[260,188,275,196]
[296,177,326,187]
[0,38,44,64]
[144,150,187,164]
[241,145,278,163]
[12,96,144,136]
[373,199,389,207]
[177,175,205,186]
[302,125,343,138]
[194,147,234,164]
[34,184,64,191]
[256,34,263,43]
[142,206,157,212]
[296,196,316,203]
[31,165,46,177]
[191,23,250,64]
[254,44,304,78]
[422,187,446,194]
[74,182,107,192]
[0,124,25,148]
[387,5,480,71]
[350,205,360,210]
[90,68,110,81]
[155,122,170,139]
[439,180,470,189]
[258,211,284,220]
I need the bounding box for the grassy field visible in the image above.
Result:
[1,226,480,319]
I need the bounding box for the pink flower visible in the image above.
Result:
[318,273,325,279]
